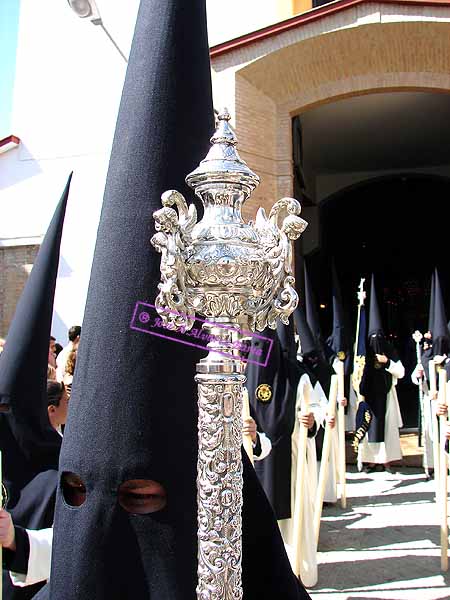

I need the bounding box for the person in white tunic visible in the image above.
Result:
[411,334,434,472]
[294,305,339,506]
[278,360,338,587]
[359,276,405,473]
[278,371,320,588]
[411,269,450,475]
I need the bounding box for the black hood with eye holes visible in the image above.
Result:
[45,1,309,598]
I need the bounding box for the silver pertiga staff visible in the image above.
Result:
[412,330,429,478]
[152,110,307,598]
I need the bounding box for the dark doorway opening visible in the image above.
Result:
[304,174,450,428]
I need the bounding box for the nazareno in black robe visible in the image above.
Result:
[360,336,398,442]
[360,275,399,443]
[246,321,301,521]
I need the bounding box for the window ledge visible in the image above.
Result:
[0,135,20,155]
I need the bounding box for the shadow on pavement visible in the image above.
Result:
[310,554,450,591]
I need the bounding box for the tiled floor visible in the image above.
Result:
[309,464,450,600]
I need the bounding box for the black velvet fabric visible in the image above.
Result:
[294,302,331,392]
[431,269,450,357]
[3,472,58,599]
[246,322,300,521]
[3,526,30,575]
[428,271,435,334]
[356,305,367,357]
[367,274,383,339]
[304,264,325,359]
[360,276,400,443]
[45,1,308,598]
[360,336,396,443]
[325,263,352,376]
[302,265,332,394]
[241,452,310,600]
[294,305,315,357]
[421,346,433,385]
[0,180,69,600]
[0,179,70,500]
[2,526,39,600]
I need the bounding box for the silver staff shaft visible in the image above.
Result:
[152,109,307,597]
[413,331,429,477]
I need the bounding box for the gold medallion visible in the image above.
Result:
[337,351,346,360]
[256,383,272,403]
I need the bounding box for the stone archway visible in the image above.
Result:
[210,2,450,219]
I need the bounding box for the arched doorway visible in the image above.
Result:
[304,174,450,427]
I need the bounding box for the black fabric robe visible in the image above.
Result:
[2,471,58,599]
[360,336,398,443]
[0,179,70,600]
[246,323,301,521]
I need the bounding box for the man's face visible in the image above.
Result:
[50,339,56,353]
[53,388,69,426]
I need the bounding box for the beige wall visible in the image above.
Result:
[211,3,450,219]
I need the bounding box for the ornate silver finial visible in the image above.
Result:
[152,109,307,333]
[152,110,308,599]
[186,107,259,197]
[210,108,236,145]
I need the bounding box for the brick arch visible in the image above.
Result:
[224,19,450,219]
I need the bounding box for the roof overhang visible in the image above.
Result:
[210,0,450,58]
[0,135,21,155]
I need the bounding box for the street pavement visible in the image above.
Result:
[308,465,450,600]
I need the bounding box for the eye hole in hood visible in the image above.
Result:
[118,479,167,515]
[62,472,87,507]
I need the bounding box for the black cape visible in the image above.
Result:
[325,262,352,400]
[246,322,300,521]
[431,269,450,357]
[360,276,398,442]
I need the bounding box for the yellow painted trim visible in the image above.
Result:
[293,0,313,14]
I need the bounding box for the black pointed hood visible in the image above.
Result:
[0,176,71,502]
[368,274,384,338]
[47,2,214,598]
[366,274,397,361]
[304,263,323,353]
[296,312,332,394]
[245,321,300,521]
[428,270,435,334]
[432,269,450,357]
[326,262,351,359]
[293,305,316,356]
[46,2,306,599]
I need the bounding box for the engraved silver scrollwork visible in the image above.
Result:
[196,375,244,600]
[152,109,308,599]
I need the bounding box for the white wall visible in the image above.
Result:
[0,0,139,342]
[0,0,275,342]
[206,0,278,46]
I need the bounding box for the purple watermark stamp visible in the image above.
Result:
[130,301,273,367]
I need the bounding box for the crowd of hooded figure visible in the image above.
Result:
[242,266,450,588]
[2,0,450,595]
[2,262,450,595]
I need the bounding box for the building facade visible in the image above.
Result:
[1,0,450,355]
